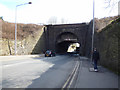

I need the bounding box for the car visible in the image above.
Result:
[45,50,56,57]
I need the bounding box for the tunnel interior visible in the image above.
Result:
[56,41,76,54]
[55,32,80,54]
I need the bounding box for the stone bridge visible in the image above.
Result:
[44,23,91,56]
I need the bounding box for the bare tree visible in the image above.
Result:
[61,18,68,24]
[105,0,119,8]
[104,0,120,13]
[47,16,57,25]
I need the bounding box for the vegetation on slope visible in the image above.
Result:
[2,20,43,40]
[94,16,120,75]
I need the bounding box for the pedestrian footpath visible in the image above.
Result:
[75,57,119,88]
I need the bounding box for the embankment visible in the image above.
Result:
[94,17,119,74]
[1,19,45,55]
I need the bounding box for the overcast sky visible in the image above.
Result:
[0,0,118,24]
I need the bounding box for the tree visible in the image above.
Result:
[105,0,120,13]
[105,0,119,8]
[47,16,57,25]
[61,18,68,24]
[61,18,65,24]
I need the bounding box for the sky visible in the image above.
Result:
[0,0,118,24]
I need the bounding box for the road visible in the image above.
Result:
[0,54,119,89]
[0,55,78,88]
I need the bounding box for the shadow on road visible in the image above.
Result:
[28,55,78,88]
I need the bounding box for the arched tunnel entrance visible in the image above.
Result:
[55,32,80,54]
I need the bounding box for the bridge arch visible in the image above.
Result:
[45,23,89,55]
[55,32,80,54]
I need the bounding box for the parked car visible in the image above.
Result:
[45,50,56,57]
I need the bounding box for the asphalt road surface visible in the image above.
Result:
[0,54,119,89]
[1,55,78,88]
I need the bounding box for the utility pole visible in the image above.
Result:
[91,0,95,61]
[14,2,32,55]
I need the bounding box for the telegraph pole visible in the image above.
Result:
[91,0,95,61]
[14,2,32,55]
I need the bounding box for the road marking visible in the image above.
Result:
[62,59,80,89]
[67,61,79,88]
[74,60,82,88]
[62,61,78,88]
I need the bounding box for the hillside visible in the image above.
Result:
[94,16,119,32]
[1,19,45,55]
[1,20,43,40]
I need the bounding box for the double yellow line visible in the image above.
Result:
[62,60,80,89]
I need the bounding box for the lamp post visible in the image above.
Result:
[15,2,32,55]
[91,0,95,61]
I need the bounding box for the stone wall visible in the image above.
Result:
[85,16,119,58]
[94,18,119,74]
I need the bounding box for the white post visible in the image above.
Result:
[118,1,120,16]
[14,2,32,55]
[15,6,17,55]
[91,0,95,61]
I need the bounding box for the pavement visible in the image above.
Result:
[74,57,119,88]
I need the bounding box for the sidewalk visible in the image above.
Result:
[75,57,119,88]
[0,54,44,61]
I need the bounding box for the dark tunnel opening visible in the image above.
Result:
[55,32,80,54]
[56,41,79,54]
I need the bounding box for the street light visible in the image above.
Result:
[91,0,95,61]
[15,2,32,55]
